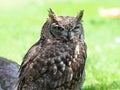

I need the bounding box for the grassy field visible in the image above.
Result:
[0,0,120,90]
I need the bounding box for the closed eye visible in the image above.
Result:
[72,26,80,32]
[53,25,64,31]
[74,26,79,29]
[57,26,63,30]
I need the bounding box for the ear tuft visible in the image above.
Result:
[76,10,84,23]
[48,8,58,23]
[48,8,55,17]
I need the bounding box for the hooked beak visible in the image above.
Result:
[67,31,73,40]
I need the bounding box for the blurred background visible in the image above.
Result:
[0,0,120,89]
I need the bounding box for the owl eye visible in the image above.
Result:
[53,25,64,31]
[73,26,80,32]
[74,26,80,29]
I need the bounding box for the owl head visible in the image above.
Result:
[41,9,84,42]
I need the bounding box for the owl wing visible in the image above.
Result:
[19,39,44,73]
[17,39,46,89]
[17,39,87,90]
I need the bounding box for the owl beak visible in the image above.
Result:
[67,31,73,40]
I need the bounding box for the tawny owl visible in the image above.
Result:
[17,9,87,90]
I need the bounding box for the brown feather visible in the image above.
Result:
[17,39,86,90]
[17,9,87,90]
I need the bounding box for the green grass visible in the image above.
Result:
[0,0,120,90]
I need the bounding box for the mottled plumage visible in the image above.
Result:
[17,9,87,90]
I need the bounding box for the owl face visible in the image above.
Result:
[41,9,84,42]
[50,18,83,41]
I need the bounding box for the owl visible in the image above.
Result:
[17,9,87,90]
